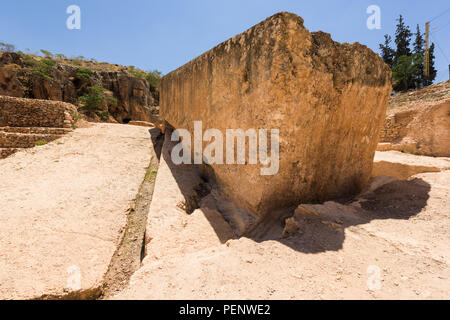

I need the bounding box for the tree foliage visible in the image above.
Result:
[380,15,437,91]
[40,49,54,59]
[394,15,412,58]
[78,85,117,120]
[392,54,422,91]
[31,59,56,81]
[76,67,94,83]
[0,42,15,52]
[379,35,395,68]
[424,43,437,86]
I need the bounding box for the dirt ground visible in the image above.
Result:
[1,122,448,300]
[112,140,450,300]
[0,123,153,299]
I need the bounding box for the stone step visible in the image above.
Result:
[0,147,19,159]
[0,132,62,148]
[0,126,72,135]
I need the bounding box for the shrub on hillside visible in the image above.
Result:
[76,67,94,82]
[146,70,161,89]
[0,42,15,52]
[20,53,56,80]
[40,49,54,59]
[78,85,117,118]
[30,59,56,81]
[127,66,162,89]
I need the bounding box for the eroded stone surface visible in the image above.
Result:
[0,123,152,299]
[112,167,450,300]
[0,52,160,123]
[380,81,450,157]
[160,12,392,217]
[372,151,450,180]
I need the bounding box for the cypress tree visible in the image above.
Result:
[394,15,412,59]
[379,35,395,68]
[424,43,437,86]
[413,25,425,88]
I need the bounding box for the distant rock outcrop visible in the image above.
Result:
[0,52,160,123]
[379,81,450,157]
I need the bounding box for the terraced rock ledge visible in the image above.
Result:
[0,95,78,159]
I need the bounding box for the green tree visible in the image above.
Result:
[424,43,437,86]
[40,49,54,59]
[78,85,117,120]
[413,25,425,88]
[145,70,162,88]
[394,15,412,59]
[31,59,56,81]
[379,35,395,68]
[0,42,15,52]
[392,54,422,91]
[76,67,94,83]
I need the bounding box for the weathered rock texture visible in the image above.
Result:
[160,12,392,217]
[373,151,450,180]
[378,81,450,157]
[378,102,450,157]
[0,52,159,123]
[0,95,77,128]
[0,123,152,299]
[114,167,450,300]
[0,95,77,158]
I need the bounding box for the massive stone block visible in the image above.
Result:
[160,12,392,217]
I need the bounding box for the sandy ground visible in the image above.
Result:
[113,144,450,300]
[373,151,450,180]
[1,124,448,300]
[0,123,152,299]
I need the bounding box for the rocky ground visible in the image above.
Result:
[0,123,153,299]
[0,42,448,300]
[0,122,448,300]
[111,139,450,300]
[378,81,449,157]
[388,81,450,114]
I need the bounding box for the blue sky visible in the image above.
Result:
[1,0,449,82]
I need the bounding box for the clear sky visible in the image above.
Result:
[1,0,449,82]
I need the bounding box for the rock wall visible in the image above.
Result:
[98,71,157,123]
[0,131,64,148]
[0,148,17,159]
[160,12,392,217]
[0,95,77,128]
[379,110,416,142]
[379,101,450,157]
[0,52,159,123]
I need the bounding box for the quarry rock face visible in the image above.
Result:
[160,12,392,217]
[0,52,159,123]
[379,102,450,157]
[380,81,450,158]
